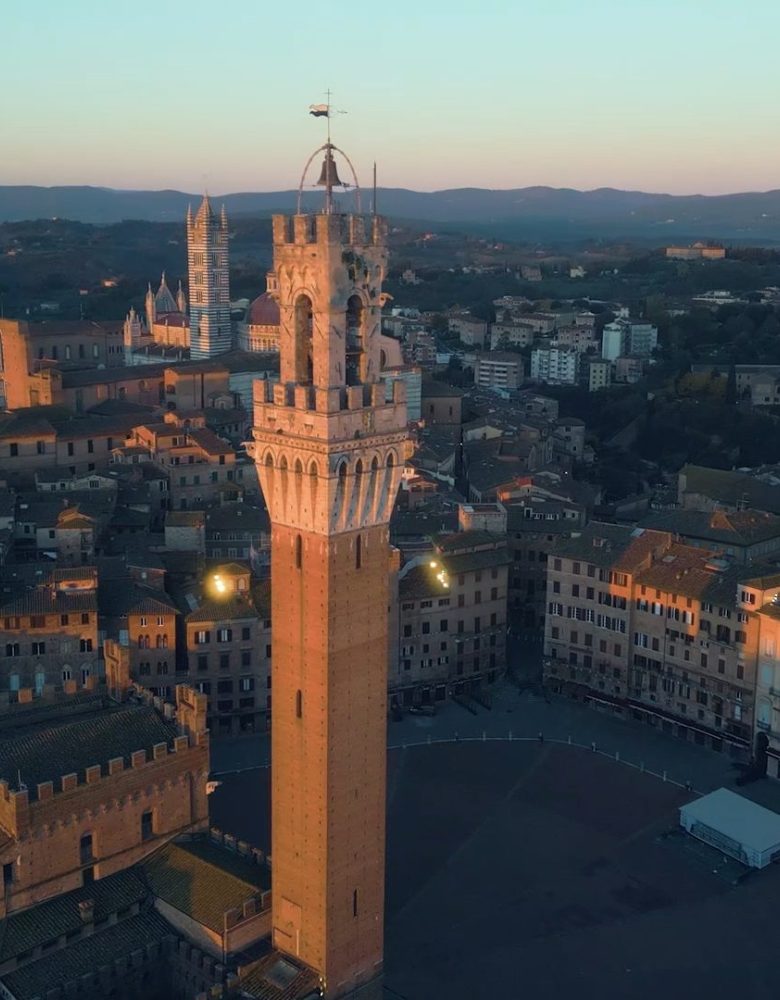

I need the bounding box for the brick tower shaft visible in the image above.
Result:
[252,192,410,997]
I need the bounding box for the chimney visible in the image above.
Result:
[79,899,95,924]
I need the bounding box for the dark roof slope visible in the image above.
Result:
[0,703,177,798]
[186,594,258,623]
[0,909,171,1000]
[680,464,780,515]
[0,868,146,962]
[641,508,780,546]
[553,522,673,572]
[141,838,268,932]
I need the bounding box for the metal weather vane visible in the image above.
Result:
[308,88,347,146]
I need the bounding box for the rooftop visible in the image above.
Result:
[0,867,146,963]
[186,594,259,624]
[237,952,319,1000]
[0,910,172,1000]
[0,702,177,800]
[421,379,465,399]
[553,522,673,572]
[680,464,780,516]
[681,788,780,854]
[641,508,780,547]
[140,837,270,933]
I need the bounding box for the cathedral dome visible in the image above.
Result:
[154,273,180,315]
[248,292,280,327]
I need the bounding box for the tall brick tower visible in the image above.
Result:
[251,142,409,998]
[186,195,232,358]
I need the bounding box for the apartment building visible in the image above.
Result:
[0,567,100,701]
[184,566,271,735]
[543,522,767,754]
[752,575,780,777]
[448,313,488,348]
[391,531,510,707]
[503,491,589,631]
[490,322,535,350]
[588,359,611,392]
[127,417,238,510]
[475,352,524,391]
[530,345,579,386]
[421,380,463,426]
[554,325,598,354]
[100,581,181,698]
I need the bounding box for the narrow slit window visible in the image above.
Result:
[295,534,302,570]
[353,888,358,917]
[296,689,302,719]
[356,534,362,570]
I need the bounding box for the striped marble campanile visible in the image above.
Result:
[187,197,232,358]
[251,146,411,997]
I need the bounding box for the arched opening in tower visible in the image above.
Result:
[345,294,364,386]
[295,294,314,385]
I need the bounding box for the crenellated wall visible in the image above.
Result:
[0,706,209,916]
[252,378,410,534]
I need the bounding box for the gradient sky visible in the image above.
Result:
[2,0,779,195]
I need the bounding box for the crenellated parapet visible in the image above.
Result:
[269,213,389,387]
[251,377,411,533]
[0,730,207,838]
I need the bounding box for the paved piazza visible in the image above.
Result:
[212,735,780,1000]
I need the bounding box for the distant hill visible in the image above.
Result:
[2,184,780,241]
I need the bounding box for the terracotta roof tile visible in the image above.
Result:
[141,837,268,932]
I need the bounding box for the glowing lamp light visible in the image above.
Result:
[429,560,438,569]
[212,574,227,595]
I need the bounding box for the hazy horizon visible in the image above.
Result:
[4,181,780,199]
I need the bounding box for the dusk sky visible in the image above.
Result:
[4,0,779,196]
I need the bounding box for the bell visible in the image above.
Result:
[316,149,345,189]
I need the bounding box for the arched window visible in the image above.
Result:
[346,295,364,385]
[336,460,348,515]
[34,671,45,696]
[356,534,362,570]
[62,666,72,682]
[295,534,302,570]
[294,295,313,384]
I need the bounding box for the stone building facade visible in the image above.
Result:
[543,522,772,755]
[185,566,271,736]
[0,568,100,701]
[393,531,510,707]
[0,684,209,917]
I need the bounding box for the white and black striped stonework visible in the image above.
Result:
[187,197,232,359]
